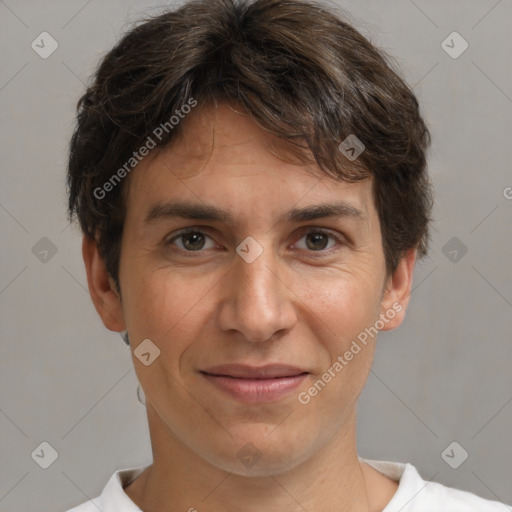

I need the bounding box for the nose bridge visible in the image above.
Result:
[218,236,296,343]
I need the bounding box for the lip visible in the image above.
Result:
[200,364,309,403]
[203,364,308,379]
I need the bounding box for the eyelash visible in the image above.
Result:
[165,227,344,257]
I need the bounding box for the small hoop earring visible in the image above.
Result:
[137,383,146,406]
[121,331,130,345]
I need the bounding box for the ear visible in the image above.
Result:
[82,235,126,332]
[379,248,416,331]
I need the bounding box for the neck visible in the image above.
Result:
[125,404,395,512]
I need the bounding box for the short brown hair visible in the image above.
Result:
[67,0,433,292]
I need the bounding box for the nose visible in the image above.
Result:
[217,240,297,343]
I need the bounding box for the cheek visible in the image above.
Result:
[301,288,379,421]
[297,273,380,399]
[121,266,218,357]
[120,269,215,416]
[298,268,382,340]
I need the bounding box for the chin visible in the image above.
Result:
[200,427,313,477]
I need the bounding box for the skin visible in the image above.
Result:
[83,101,416,512]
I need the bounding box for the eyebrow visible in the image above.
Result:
[143,200,365,225]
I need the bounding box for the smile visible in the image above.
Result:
[200,364,309,404]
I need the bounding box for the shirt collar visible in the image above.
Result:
[100,458,417,511]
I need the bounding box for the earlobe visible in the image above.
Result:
[379,248,416,331]
[82,235,126,332]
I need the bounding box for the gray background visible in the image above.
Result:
[0,0,511,510]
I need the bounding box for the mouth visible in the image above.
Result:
[200,364,309,404]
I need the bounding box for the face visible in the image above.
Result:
[84,101,414,476]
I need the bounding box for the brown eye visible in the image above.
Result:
[180,232,206,250]
[167,229,215,252]
[294,229,341,254]
[305,232,330,251]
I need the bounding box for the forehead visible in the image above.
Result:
[124,102,376,225]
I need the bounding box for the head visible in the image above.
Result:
[68,0,432,476]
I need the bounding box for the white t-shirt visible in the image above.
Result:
[66,458,511,511]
